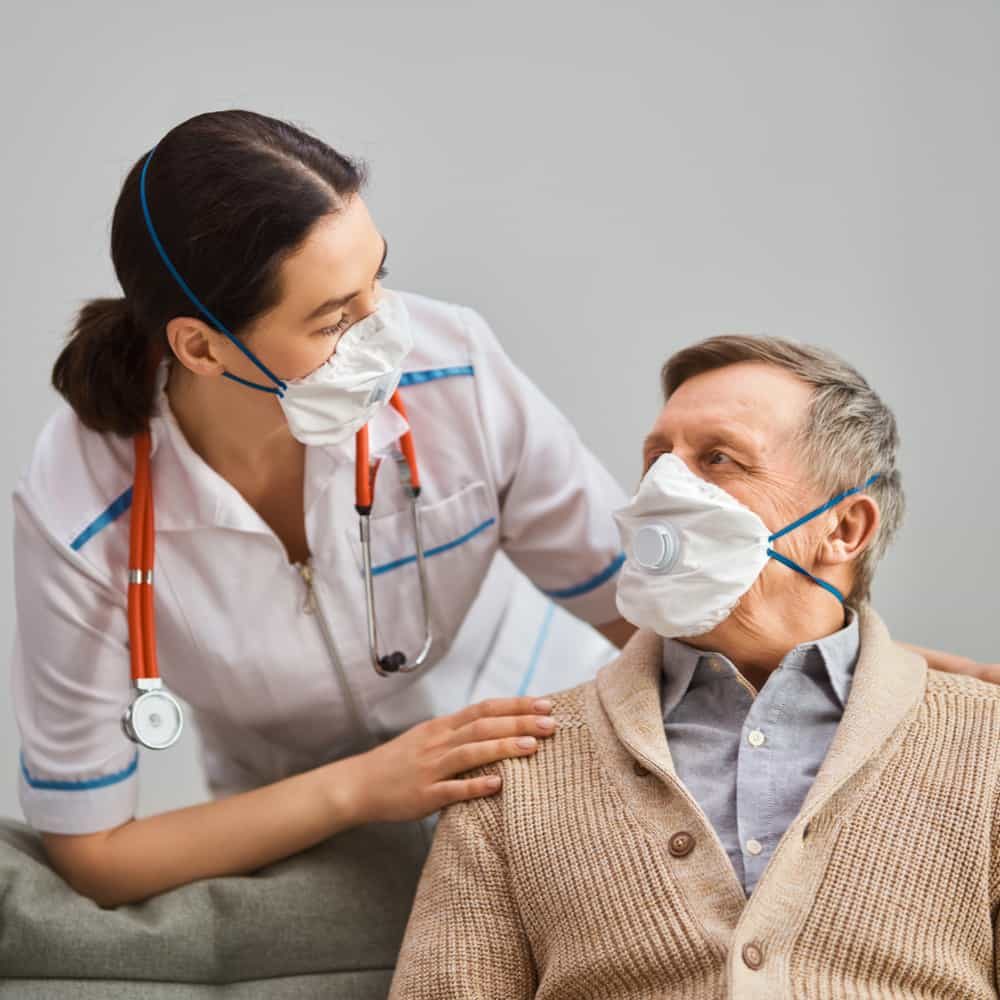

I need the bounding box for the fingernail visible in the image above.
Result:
[517,736,537,749]
[533,699,552,713]
[487,775,501,788]
[537,716,556,730]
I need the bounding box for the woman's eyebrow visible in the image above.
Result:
[642,431,670,457]
[302,237,389,322]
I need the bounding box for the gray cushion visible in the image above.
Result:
[0,815,429,998]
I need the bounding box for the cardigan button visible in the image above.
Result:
[668,831,695,858]
[633,761,650,777]
[742,942,764,970]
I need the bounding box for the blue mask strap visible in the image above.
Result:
[766,474,881,603]
[139,147,288,397]
[768,474,881,543]
[765,550,848,603]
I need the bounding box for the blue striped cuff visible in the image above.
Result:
[20,751,139,791]
[541,552,626,600]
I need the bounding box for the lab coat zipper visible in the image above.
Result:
[296,561,376,750]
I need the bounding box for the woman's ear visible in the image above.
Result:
[165,316,228,377]
[821,494,881,569]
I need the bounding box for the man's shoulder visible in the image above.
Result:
[918,670,1000,780]
[924,667,1000,705]
[487,680,599,782]
[548,679,596,728]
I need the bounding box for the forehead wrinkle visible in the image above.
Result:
[665,373,810,460]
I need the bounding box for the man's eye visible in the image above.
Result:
[707,451,732,466]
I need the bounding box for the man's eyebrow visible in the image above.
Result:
[302,237,389,323]
[701,426,758,455]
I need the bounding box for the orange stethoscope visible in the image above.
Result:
[120,429,183,749]
[121,392,434,750]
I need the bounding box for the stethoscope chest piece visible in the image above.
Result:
[121,682,184,750]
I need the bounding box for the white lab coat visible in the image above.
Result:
[10,291,625,834]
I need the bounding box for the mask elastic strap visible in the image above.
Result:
[768,474,880,543]
[220,371,284,395]
[766,473,881,603]
[765,549,847,603]
[139,147,288,398]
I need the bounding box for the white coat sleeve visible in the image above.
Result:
[10,488,139,834]
[464,307,628,626]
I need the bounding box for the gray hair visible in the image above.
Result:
[661,335,905,605]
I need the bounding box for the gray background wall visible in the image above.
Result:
[1,0,996,821]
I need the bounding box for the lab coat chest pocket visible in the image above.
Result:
[345,480,498,664]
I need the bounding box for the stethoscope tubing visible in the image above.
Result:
[121,390,434,748]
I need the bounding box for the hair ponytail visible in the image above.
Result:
[51,297,161,437]
[49,110,365,439]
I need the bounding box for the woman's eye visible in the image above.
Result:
[319,314,353,337]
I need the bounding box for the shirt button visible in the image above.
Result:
[742,942,764,969]
[668,831,696,857]
[746,838,763,856]
[707,657,723,672]
[747,729,766,747]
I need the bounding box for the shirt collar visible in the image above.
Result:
[782,607,860,707]
[661,606,861,717]
[146,359,411,533]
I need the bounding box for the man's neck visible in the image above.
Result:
[683,597,849,690]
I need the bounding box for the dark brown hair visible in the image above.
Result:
[52,110,366,436]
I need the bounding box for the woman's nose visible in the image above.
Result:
[355,287,380,318]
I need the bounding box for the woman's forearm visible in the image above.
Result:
[43,752,368,909]
[901,642,998,684]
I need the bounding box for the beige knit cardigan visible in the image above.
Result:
[390,607,1000,999]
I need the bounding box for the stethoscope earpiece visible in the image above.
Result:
[378,651,408,673]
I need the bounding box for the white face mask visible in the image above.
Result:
[276,289,413,446]
[613,453,879,638]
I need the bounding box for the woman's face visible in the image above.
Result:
[217,194,388,385]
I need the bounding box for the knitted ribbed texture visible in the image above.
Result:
[390,608,1000,999]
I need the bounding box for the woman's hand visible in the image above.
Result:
[348,697,557,823]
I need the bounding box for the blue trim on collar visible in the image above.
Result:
[20,751,139,791]
[541,552,626,600]
[70,487,134,552]
[371,516,496,577]
[398,365,475,387]
[65,365,474,553]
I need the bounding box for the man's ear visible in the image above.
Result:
[166,316,229,377]
[821,494,880,568]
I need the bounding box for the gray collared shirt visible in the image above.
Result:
[660,610,860,896]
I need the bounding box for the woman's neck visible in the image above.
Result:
[165,364,302,479]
